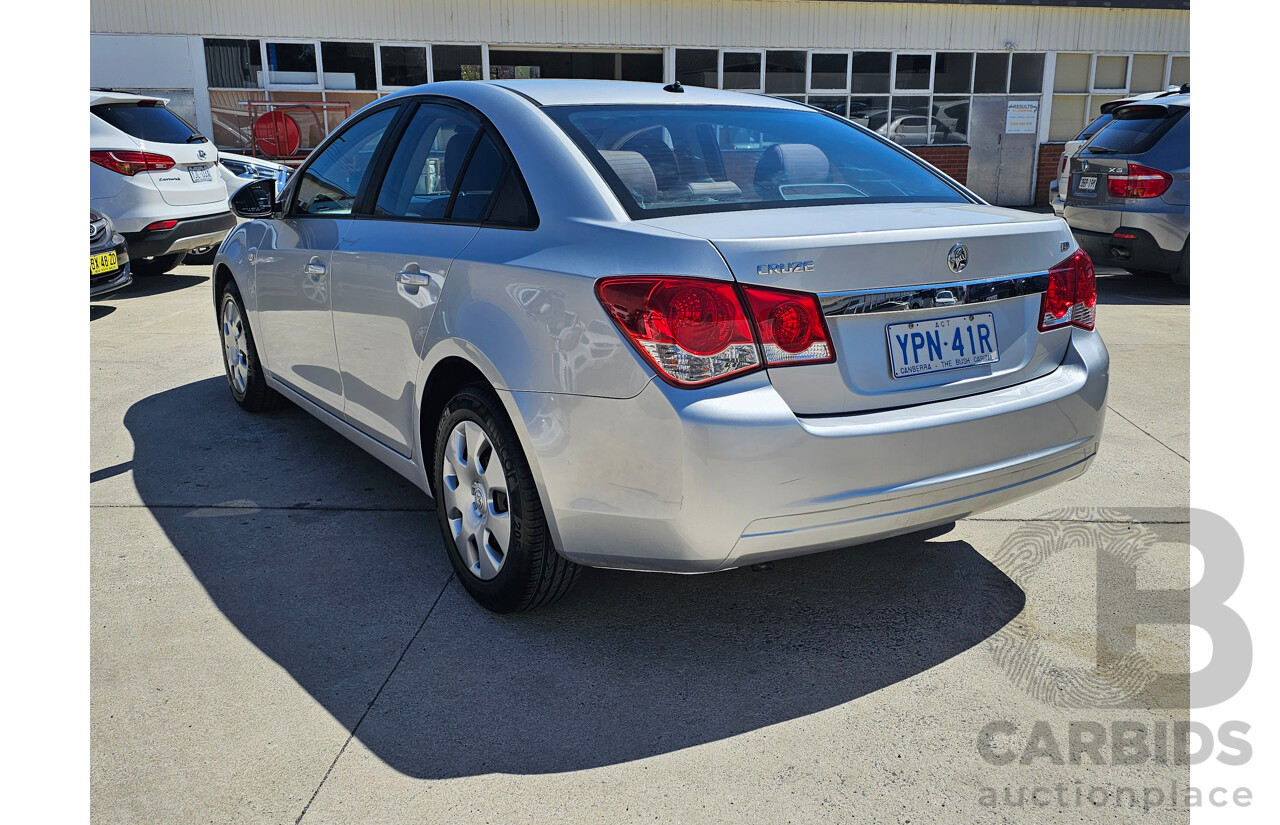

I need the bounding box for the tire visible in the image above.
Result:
[183,244,218,266]
[132,252,186,276]
[432,384,581,613]
[218,281,284,412]
[1171,238,1189,287]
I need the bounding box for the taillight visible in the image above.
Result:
[740,285,835,366]
[1039,250,1097,332]
[89,150,175,176]
[1106,164,1172,199]
[597,277,837,387]
[597,277,761,387]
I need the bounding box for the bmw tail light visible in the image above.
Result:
[90,150,176,176]
[1040,250,1097,332]
[1106,164,1172,199]
[740,285,835,366]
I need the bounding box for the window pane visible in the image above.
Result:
[621,53,663,82]
[209,89,265,149]
[267,42,318,85]
[294,106,397,215]
[850,52,890,93]
[934,53,972,94]
[374,104,480,218]
[810,53,849,91]
[321,42,376,90]
[894,54,931,91]
[1094,56,1128,90]
[765,50,806,94]
[486,169,536,227]
[675,49,718,87]
[379,46,428,88]
[974,53,1009,93]
[1054,54,1090,93]
[848,96,889,130]
[1129,54,1165,93]
[1048,94,1087,141]
[723,52,762,90]
[806,95,850,117]
[1010,53,1045,93]
[432,45,483,82]
[451,133,506,221]
[205,39,262,89]
[1169,56,1189,87]
[932,97,970,144]
[886,95,931,144]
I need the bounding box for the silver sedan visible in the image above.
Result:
[214,80,1109,612]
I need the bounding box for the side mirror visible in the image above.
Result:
[230,178,277,219]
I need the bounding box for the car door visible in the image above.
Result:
[253,104,401,413]
[330,101,509,456]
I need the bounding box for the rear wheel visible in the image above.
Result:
[183,244,218,266]
[1171,238,1189,287]
[219,281,284,412]
[132,252,186,276]
[433,384,581,613]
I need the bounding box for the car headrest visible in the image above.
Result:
[443,130,476,190]
[754,143,831,198]
[599,150,658,203]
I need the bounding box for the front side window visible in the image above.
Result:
[292,106,398,215]
[549,104,968,219]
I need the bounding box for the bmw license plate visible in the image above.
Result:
[90,250,119,275]
[189,164,212,183]
[887,313,999,379]
[1076,174,1098,196]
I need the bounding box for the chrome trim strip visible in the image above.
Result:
[820,272,1050,317]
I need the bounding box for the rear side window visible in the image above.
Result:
[1085,107,1187,156]
[450,134,504,222]
[293,106,398,216]
[547,104,967,219]
[93,102,203,145]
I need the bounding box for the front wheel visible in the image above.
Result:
[219,282,284,412]
[432,384,580,613]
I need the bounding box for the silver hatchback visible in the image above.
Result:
[215,80,1108,612]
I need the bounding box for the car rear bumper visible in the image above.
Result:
[1074,226,1182,273]
[507,328,1109,572]
[123,211,236,259]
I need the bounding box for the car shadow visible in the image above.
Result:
[1094,269,1188,306]
[110,273,210,299]
[121,377,1026,779]
[90,305,117,321]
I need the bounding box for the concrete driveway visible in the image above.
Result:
[91,264,1190,824]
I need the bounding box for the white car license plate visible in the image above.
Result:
[1076,174,1098,196]
[887,313,999,379]
[189,164,212,183]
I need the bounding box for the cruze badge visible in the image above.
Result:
[756,260,815,276]
[947,243,968,274]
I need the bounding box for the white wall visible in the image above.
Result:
[89,34,213,138]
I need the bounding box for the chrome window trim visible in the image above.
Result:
[819,271,1050,317]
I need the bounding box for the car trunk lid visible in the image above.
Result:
[646,203,1078,415]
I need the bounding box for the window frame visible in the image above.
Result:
[260,39,324,92]
[891,51,935,94]
[1090,53,1132,93]
[375,42,431,91]
[807,50,852,94]
[720,49,765,93]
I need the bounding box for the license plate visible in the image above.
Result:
[189,164,212,183]
[886,313,1000,379]
[1076,174,1098,196]
[90,250,119,275]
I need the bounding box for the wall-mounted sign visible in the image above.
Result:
[1005,101,1039,134]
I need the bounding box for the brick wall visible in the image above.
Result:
[907,145,969,185]
[1036,143,1067,206]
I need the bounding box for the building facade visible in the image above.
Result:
[89,0,1190,206]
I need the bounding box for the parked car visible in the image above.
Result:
[185,153,293,265]
[90,209,132,297]
[90,90,236,275]
[215,80,1108,612]
[1051,86,1186,217]
[1064,94,1189,284]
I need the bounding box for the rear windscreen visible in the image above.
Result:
[546,104,969,218]
[1084,107,1186,156]
[93,102,204,145]
[1075,114,1113,142]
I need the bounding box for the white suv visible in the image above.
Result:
[90,91,235,274]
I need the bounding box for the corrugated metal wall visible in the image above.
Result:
[90,0,1189,53]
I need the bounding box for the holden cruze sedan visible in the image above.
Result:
[214,80,1108,613]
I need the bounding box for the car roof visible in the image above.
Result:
[481,79,806,109]
[90,89,171,107]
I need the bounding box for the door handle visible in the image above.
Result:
[305,258,326,277]
[396,266,431,287]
